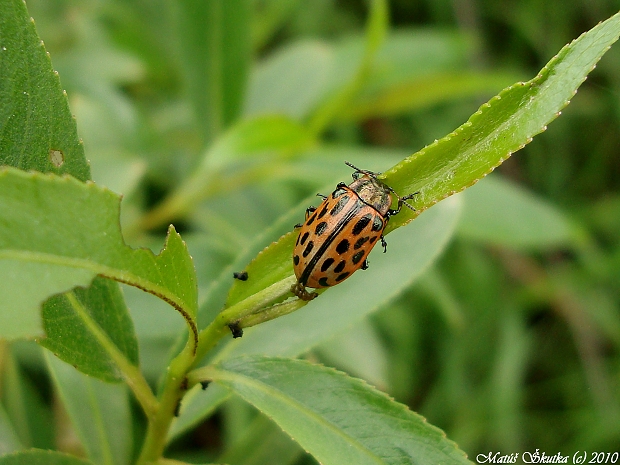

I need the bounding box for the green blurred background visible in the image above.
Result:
[12,0,620,462]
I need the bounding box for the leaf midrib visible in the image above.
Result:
[0,248,184,310]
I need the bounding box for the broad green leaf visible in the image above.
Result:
[0,450,92,465]
[0,168,197,341]
[0,0,90,180]
[38,277,139,382]
[316,319,389,390]
[45,353,132,465]
[208,356,472,465]
[1,0,141,382]
[458,175,582,249]
[172,195,461,440]
[380,11,620,233]
[175,0,251,142]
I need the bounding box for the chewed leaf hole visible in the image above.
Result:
[49,149,64,167]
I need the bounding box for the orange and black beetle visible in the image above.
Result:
[292,162,417,301]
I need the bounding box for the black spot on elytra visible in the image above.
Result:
[319,277,329,286]
[336,272,350,282]
[336,239,350,254]
[303,241,314,257]
[334,260,346,273]
[306,213,317,226]
[352,214,372,235]
[317,204,329,219]
[321,257,335,272]
[300,231,309,245]
[372,216,384,232]
[293,255,300,265]
[354,237,369,249]
[330,195,349,216]
[369,236,378,244]
[352,251,365,265]
[315,221,328,236]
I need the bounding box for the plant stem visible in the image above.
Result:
[136,276,307,463]
[193,276,299,365]
[136,341,196,465]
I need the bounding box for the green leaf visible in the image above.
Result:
[457,175,583,249]
[341,29,517,120]
[216,413,304,465]
[170,382,231,441]
[173,196,461,440]
[207,356,472,465]
[0,346,53,449]
[175,0,251,142]
[364,0,389,59]
[0,405,22,455]
[0,168,197,341]
[140,115,315,230]
[379,10,620,234]
[45,353,132,465]
[0,450,92,465]
[38,277,139,382]
[223,195,460,358]
[0,0,90,180]
[316,319,389,390]
[244,41,337,120]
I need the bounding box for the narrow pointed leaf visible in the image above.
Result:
[208,356,472,465]
[380,11,620,232]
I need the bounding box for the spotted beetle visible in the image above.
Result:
[291,162,417,301]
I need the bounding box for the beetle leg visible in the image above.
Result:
[296,206,317,227]
[316,193,327,199]
[387,192,419,218]
[361,259,369,270]
[381,235,388,253]
[291,281,318,301]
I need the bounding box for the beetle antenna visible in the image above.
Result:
[344,161,379,179]
[386,185,419,212]
[399,194,418,212]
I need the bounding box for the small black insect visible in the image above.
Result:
[233,271,249,281]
